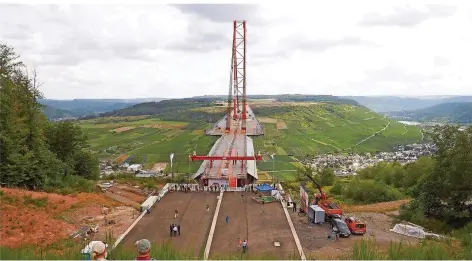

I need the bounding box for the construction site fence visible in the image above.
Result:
[165,183,259,192]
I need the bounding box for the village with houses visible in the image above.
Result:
[306,142,437,176]
[99,142,437,179]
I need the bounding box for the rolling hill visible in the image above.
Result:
[39,98,166,118]
[79,100,422,178]
[41,104,76,120]
[387,102,472,124]
[344,96,472,112]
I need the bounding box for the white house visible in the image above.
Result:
[120,163,130,168]
[127,164,143,172]
[136,172,155,178]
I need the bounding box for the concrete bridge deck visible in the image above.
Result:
[209,192,298,259]
[206,106,264,136]
[120,191,217,257]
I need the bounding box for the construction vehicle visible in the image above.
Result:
[305,174,343,219]
[330,216,351,237]
[344,216,367,235]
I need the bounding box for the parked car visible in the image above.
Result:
[344,216,366,235]
[330,216,351,237]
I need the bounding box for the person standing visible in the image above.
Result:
[293,202,297,212]
[242,239,248,254]
[225,215,230,224]
[177,224,181,236]
[261,199,265,214]
[174,209,179,219]
[91,241,108,260]
[237,238,242,251]
[173,224,178,236]
[134,239,154,260]
[170,224,174,237]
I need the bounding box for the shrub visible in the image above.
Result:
[349,238,470,260]
[342,179,403,204]
[330,181,344,195]
[23,195,49,207]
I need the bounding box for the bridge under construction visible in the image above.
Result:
[191,20,264,188]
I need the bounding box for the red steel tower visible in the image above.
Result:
[226,20,247,133]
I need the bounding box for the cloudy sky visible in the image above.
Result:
[1,1,472,99]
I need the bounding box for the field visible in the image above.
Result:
[79,103,422,177]
[81,116,217,173]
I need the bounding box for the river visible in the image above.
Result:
[398,120,421,126]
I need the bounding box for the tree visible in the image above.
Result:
[295,165,319,183]
[73,150,99,180]
[45,121,87,162]
[403,157,434,193]
[45,120,99,179]
[0,43,99,190]
[414,125,472,226]
[319,168,335,186]
[0,43,61,187]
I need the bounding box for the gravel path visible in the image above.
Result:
[288,210,419,259]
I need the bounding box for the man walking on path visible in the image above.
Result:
[206,205,210,212]
[242,239,248,253]
[225,215,230,224]
[174,209,179,219]
[173,224,178,236]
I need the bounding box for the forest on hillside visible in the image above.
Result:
[0,43,98,192]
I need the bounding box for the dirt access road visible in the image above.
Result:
[289,211,418,259]
[210,192,298,259]
[120,191,217,258]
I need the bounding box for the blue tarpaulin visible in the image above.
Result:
[256,183,275,192]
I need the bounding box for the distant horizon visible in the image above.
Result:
[39,94,472,101]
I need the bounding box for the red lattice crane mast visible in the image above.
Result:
[226,20,247,134]
[191,20,259,165]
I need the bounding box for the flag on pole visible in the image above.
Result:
[170,153,174,169]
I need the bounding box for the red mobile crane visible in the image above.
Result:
[305,173,366,234]
[304,174,343,218]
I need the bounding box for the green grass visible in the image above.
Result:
[0,242,298,260]
[345,238,472,260]
[79,104,422,179]
[252,104,422,157]
[4,236,469,260]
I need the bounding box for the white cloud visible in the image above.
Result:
[1,2,472,99]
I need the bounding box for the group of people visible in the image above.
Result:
[169,223,181,236]
[237,238,248,253]
[171,184,196,192]
[87,239,155,260]
[169,183,280,193]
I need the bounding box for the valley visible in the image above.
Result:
[78,101,423,180]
